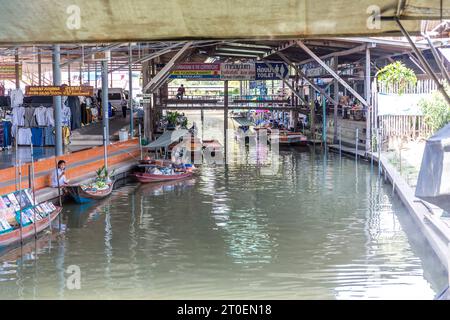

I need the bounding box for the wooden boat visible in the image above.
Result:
[139,158,172,166]
[268,129,308,146]
[0,206,62,247]
[66,182,114,204]
[135,171,193,183]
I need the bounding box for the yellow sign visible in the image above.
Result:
[25,86,94,96]
[0,64,22,80]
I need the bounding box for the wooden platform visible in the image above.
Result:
[328,144,366,158]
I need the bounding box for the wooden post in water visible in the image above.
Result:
[224,80,229,162]
[30,143,37,238]
[355,128,359,161]
[138,123,143,160]
[18,160,23,245]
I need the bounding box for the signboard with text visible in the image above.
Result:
[25,86,94,96]
[220,63,255,80]
[255,62,288,80]
[169,63,220,79]
[0,64,22,80]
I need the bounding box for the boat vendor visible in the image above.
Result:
[51,160,70,188]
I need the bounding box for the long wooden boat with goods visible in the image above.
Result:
[268,129,308,146]
[135,171,194,183]
[66,182,114,204]
[0,188,62,247]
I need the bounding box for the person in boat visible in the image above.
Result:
[51,160,70,188]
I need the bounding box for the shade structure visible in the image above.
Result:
[0,0,448,44]
[415,123,450,212]
[143,129,189,149]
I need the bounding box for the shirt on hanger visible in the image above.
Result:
[10,89,24,109]
[45,107,55,126]
[17,128,32,145]
[62,105,71,126]
[11,106,25,126]
[34,105,47,126]
[24,106,37,127]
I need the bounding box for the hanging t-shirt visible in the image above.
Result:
[11,106,25,126]
[34,106,47,126]
[62,106,71,127]
[45,107,55,126]
[17,128,32,145]
[10,89,24,108]
[24,107,37,127]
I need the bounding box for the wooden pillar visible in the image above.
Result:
[224,80,229,160]
[87,63,90,85]
[142,57,151,141]
[15,50,20,89]
[333,57,339,143]
[37,48,42,86]
[79,62,83,85]
[309,86,315,140]
[365,47,371,152]
[68,63,71,85]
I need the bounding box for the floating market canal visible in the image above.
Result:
[0,112,445,299]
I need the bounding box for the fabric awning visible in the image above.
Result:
[143,129,189,149]
[0,0,447,43]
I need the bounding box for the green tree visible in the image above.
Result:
[419,86,450,133]
[377,61,417,95]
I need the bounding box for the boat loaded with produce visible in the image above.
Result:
[134,160,196,183]
[0,188,61,247]
[66,166,115,204]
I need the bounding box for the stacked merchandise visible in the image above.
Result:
[0,188,56,233]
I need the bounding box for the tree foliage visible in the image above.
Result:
[419,86,450,133]
[377,61,417,95]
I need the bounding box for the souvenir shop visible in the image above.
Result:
[0,86,100,151]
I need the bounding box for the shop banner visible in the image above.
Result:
[0,64,22,80]
[255,62,288,80]
[220,63,255,80]
[25,86,94,96]
[169,63,220,79]
[377,93,428,116]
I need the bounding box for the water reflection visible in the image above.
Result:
[0,111,446,299]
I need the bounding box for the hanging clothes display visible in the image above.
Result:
[62,126,71,145]
[10,89,24,108]
[81,101,87,125]
[33,105,47,126]
[11,105,25,137]
[62,105,71,127]
[67,96,81,130]
[24,106,37,127]
[45,107,55,127]
[0,121,12,149]
[31,127,44,146]
[44,126,55,146]
[17,128,32,145]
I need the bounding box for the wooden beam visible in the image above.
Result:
[296,40,369,107]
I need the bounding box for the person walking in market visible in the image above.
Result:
[176,84,185,100]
